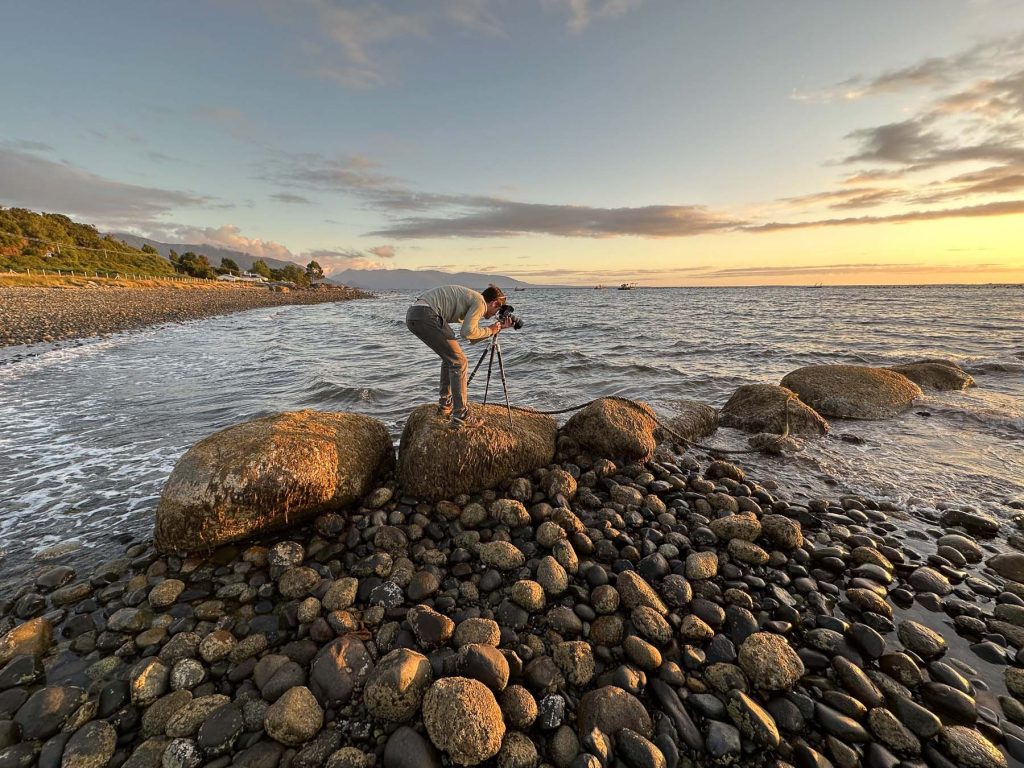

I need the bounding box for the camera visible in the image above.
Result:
[496,304,524,330]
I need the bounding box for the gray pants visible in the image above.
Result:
[406,304,469,421]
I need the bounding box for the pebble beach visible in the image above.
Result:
[3,422,1024,768]
[0,284,370,348]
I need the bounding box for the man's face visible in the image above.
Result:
[484,300,503,318]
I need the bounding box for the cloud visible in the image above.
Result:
[747,199,1024,232]
[304,247,392,273]
[795,32,1024,102]
[370,200,744,239]
[266,152,402,194]
[367,244,396,258]
[0,148,208,226]
[253,0,639,88]
[143,224,296,261]
[541,0,642,33]
[0,139,54,153]
[271,192,314,205]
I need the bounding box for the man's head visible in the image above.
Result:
[481,284,506,318]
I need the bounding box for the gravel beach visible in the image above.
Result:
[0,284,371,347]
[2,411,1023,768]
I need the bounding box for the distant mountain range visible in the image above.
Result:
[113,233,298,272]
[111,234,542,289]
[327,268,537,290]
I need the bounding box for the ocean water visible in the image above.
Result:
[0,285,1022,589]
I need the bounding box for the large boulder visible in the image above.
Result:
[154,410,394,553]
[562,397,657,462]
[887,359,975,391]
[654,399,719,443]
[397,403,556,502]
[719,384,828,436]
[780,365,922,419]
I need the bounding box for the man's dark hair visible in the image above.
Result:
[482,284,506,304]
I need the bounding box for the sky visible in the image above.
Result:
[1,1,1023,286]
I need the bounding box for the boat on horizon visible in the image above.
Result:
[618,282,637,290]
[595,283,606,290]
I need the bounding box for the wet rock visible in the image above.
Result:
[383,726,441,768]
[131,658,170,707]
[264,686,323,747]
[196,704,244,756]
[888,361,974,391]
[422,677,505,766]
[0,618,52,666]
[57,721,116,768]
[780,365,922,419]
[577,686,653,739]
[719,384,829,436]
[936,725,1007,768]
[897,621,947,659]
[868,707,920,755]
[990,554,1024,583]
[909,567,953,595]
[13,685,85,740]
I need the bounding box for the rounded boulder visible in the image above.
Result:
[562,398,658,462]
[363,648,432,723]
[422,677,505,766]
[154,410,394,553]
[397,404,556,502]
[780,365,922,419]
[738,632,805,691]
[719,384,829,436]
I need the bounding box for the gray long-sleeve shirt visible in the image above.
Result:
[416,285,491,343]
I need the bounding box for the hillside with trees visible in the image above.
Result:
[0,208,176,276]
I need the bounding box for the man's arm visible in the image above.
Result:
[460,294,492,343]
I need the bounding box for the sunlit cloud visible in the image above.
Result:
[367,244,396,258]
[747,199,1024,232]
[141,224,296,261]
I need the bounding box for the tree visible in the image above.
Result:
[251,259,272,278]
[174,251,216,279]
[278,263,311,286]
[306,260,324,280]
[141,243,159,255]
[219,257,240,275]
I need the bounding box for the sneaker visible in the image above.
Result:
[448,416,485,430]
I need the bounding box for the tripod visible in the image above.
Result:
[467,334,514,428]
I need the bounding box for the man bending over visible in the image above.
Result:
[406,284,513,429]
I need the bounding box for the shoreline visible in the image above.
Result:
[0,283,372,348]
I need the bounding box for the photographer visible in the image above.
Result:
[406,284,513,429]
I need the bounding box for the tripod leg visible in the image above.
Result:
[467,343,490,387]
[483,343,496,405]
[494,342,514,429]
